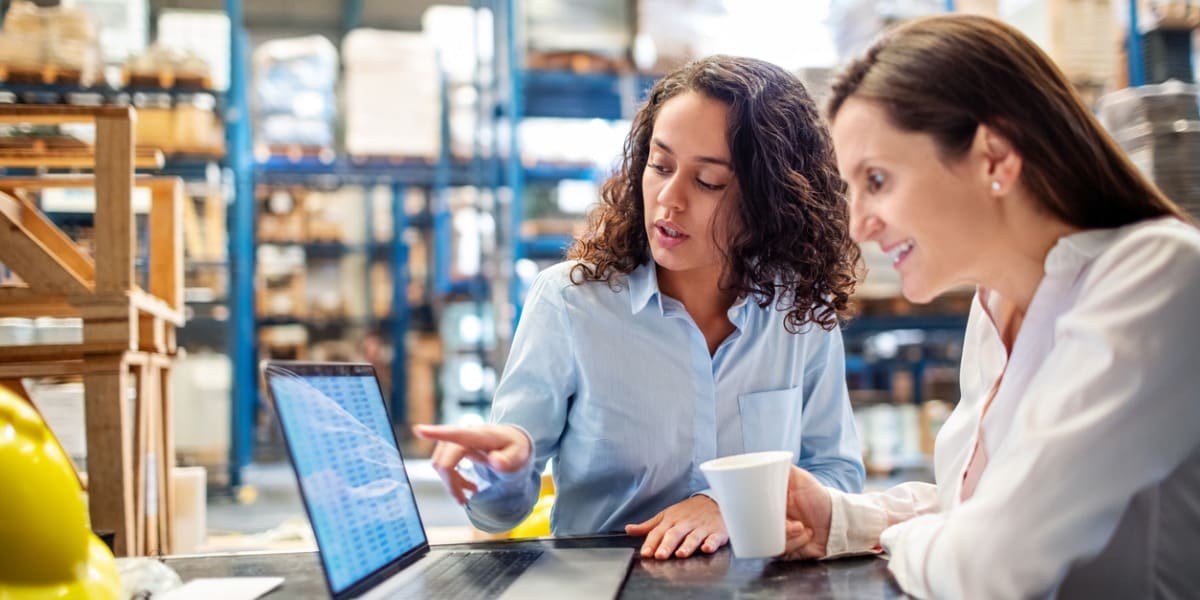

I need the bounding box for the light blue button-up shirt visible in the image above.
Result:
[466,261,864,535]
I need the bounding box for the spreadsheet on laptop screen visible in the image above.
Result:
[269,370,427,593]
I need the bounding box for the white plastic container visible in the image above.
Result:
[0,318,36,345]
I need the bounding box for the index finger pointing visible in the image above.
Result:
[413,425,509,451]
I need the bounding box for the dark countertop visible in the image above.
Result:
[162,534,909,598]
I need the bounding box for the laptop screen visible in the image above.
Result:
[265,363,428,594]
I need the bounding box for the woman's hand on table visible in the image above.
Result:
[625,495,728,559]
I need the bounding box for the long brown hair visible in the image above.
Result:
[569,55,859,332]
[827,14,1189,227]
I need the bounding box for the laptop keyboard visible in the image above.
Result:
[389,550,544,599]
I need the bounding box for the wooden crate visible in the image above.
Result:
[0,105,184,557]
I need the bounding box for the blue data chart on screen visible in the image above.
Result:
[270,372,427,593]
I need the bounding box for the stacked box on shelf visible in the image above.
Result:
[256,187,305,242]
[156,10,231,91]
[828,0,943,63]
[1099,81,1200,216]
[526,0,631,61]
[255,245,306,319]
[342,30,440,158]
[251,35,337,150]
[0,1,102,85]
[1000,0,1118,85]
[420,5,497,159]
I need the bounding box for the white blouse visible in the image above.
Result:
[824,217,1200,599]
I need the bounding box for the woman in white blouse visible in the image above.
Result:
[781,14,1200,599]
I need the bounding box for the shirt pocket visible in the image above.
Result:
[738,387,803,454]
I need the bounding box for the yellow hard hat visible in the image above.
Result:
[0,385,120,599]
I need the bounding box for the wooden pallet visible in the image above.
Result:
[125,71,213,91]
[0,105,183,557]
[0,64,97,87]
[256,143,337,164]
[527,51,630,74]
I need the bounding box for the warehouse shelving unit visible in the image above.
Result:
[223,1,507,484]
[492,0,660,325]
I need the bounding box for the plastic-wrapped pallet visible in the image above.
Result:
[251,35,338,148]
[1098,81,1200,217]
[0,0,102,85]
[343,29,440,158]
[829,0,943,63]
[421,6,496,158]
[526,0,631,59]
[637,0,726,72]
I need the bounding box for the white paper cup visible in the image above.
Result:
[700,451,793,558]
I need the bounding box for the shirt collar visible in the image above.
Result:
[628,260,753,326]
[1043,225,1122,277]
[627,261,664,315]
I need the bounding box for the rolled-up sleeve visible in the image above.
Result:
[464,271,577,533]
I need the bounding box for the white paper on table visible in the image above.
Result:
[157,577,285,600]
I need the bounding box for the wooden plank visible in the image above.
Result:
[148,178,183,313]
[83,355,135,556]
[0,147,164,169]
[0,104,131,124]
[93,115,135,295]
[0,361,85,378]
[131,290,185,326]
[157,361,175,554]
[181,191,207,260]
[0,291,80,317]
[0,344,84,361]
[203,192,226,262]
[82,319,137,351]
[0,303,79,317]
[139,315,165,354]
[0,196,93,296]
[73,291,183,325]
[132,362,150,555]
[10,191,96,282]
[0,174,180,190]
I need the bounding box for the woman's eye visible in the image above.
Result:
[866,171,886,193]
[647,163,671,175]
[697,179,726,192]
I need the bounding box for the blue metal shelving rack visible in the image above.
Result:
[250,153,472,426]
[225,6,503,482]
[225,0,256,488]
[493,0,661,325]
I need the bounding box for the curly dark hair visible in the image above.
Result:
[567,55,860,332]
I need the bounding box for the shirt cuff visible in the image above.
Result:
[474,424,537,484]
[880,514,941,599]
[824,487,887,558]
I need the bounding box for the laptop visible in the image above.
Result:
[262,361,633,600]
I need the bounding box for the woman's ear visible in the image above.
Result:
[974,124,1022,195]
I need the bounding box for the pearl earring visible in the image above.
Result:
[991,181,1001,192]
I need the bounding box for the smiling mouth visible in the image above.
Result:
[888,239,914,265]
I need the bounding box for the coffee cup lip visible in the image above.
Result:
[699,450,793,472]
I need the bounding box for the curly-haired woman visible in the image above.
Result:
[416,55,864,560]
